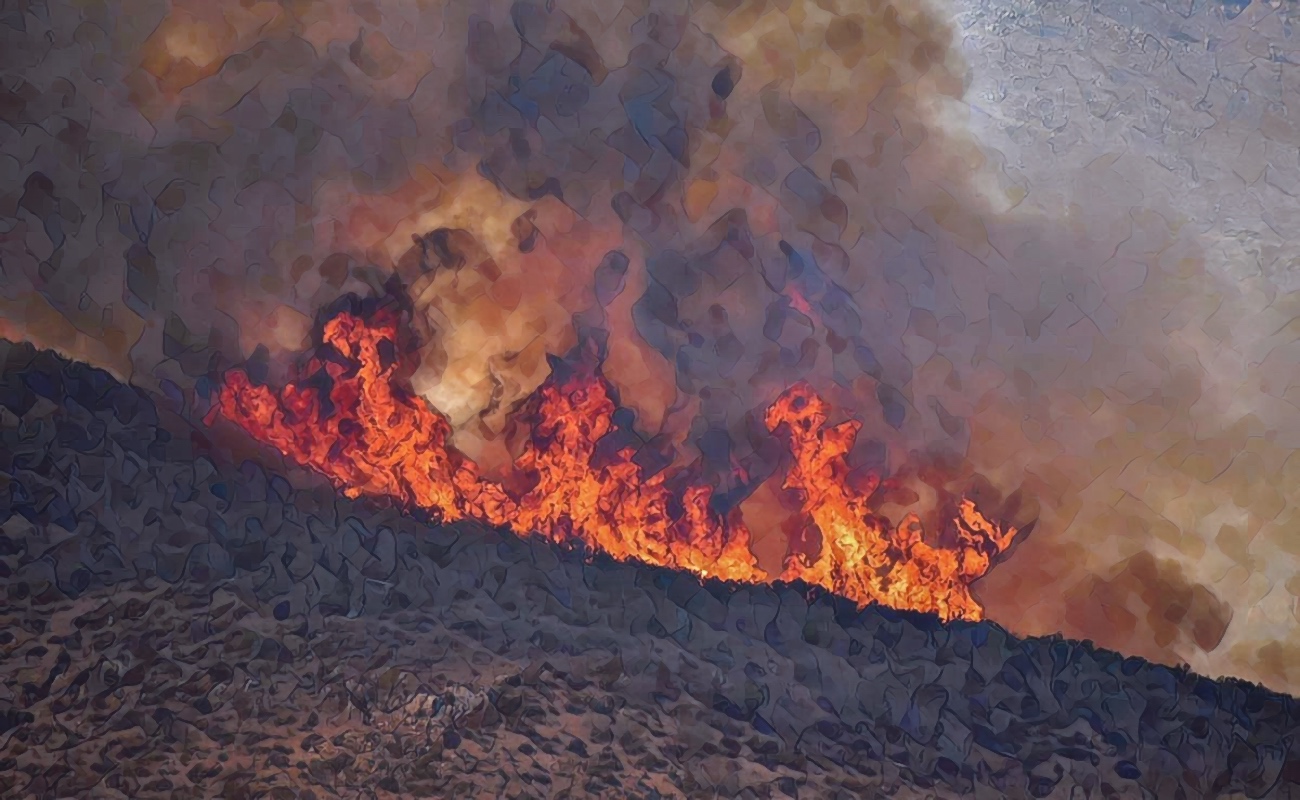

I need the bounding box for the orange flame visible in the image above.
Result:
[209,310,514,525]
[765,382,1019,621]
[207,310,1019,621]
[511,363,764,582]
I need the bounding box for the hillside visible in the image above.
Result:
[1,339,1298,799]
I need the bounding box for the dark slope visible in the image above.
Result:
[1,339,1298,800]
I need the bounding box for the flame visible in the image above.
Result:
[511,363,764,583]
[208,310,514,526]
[765,382,1019,621]
[208,310,1020,621]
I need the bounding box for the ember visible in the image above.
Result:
[208,310,1019,621]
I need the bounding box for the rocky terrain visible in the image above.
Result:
[1,341,1299,799]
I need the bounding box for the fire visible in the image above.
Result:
[208,311,514,526]
[765,383,1019,621]
[208,310,1019,621]
[511,361,764,583]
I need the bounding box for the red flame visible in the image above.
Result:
[207,310,1019,621]
[765,383,1018,621]
[209,311,514,525]
[511,362,764,583]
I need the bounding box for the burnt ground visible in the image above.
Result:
[0,339,1298,800]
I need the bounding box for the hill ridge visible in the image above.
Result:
[1,338,1297,799]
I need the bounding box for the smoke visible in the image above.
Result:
[3,0,1300,693]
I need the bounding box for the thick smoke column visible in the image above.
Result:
[3,0,1299,694]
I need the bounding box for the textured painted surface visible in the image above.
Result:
[953,0,1300,693]
[2,0,1300,697]
[1,343,1298,798]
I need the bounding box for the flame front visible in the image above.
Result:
[208,311,1019,621]
[512,366,764,583]
[765,383,1019,621]
[209,311,515,526]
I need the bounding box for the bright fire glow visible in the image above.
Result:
[207,310,1019,621]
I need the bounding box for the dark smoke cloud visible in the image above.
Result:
[3,0,1298,693]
